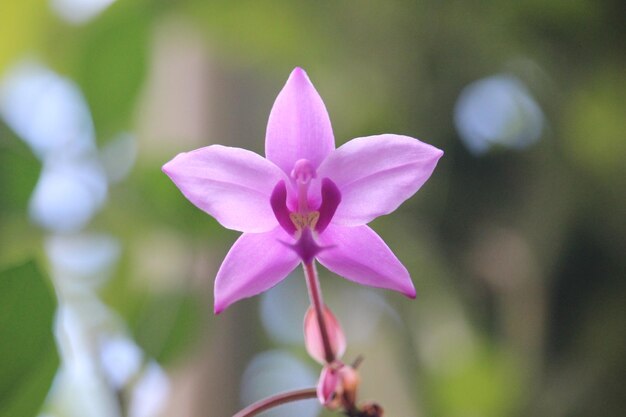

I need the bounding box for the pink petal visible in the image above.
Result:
[163,145,286,233]
[316,224,416,297]
[214,227,300,314]
[303,305,347,364]
[265,67,335,174]
[317,366,340,406]
[317,134,443,226]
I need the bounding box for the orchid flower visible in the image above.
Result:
[163,67,443,314]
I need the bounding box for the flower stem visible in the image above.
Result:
[303,261,335,363]
[232,388,317,417]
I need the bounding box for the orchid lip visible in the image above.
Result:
[270,181,296,235]
[280,228,328,264]
[316,178,341,233]
[270,176,342,235]
[270,164,342,263]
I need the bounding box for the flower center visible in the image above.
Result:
[288,159,321,231]
[270,159,342,257]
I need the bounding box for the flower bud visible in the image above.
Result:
[316,362,361,411]
[316,364,342,409]
[303,304,346,364]
[338,364,359,407]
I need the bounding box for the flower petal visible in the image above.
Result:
[316,224,416,297]
[265,67,335,174]
[317,134,443,226]
[162,145,286,233]
[214,227,300,314]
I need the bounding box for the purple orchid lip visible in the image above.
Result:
[280,228,327,265]
[162,67,443,313]
[270,180,296,235]
[270,176,341,238]
[271,174,340,264]
[316,178,341,233]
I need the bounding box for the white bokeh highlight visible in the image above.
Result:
[454,74,544,155]
[0,62,109,232]
[241,350,319,417]
[129,362,170,417]
[99,335,143,389]
[50,0,117,25]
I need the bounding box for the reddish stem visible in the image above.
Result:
[303,261,335,363]
[232,388,317,417]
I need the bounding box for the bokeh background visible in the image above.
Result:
[1,1,624,417]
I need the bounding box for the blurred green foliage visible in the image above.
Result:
[0,125,40,214]
[0,261,58,417]
[71,1,153,143]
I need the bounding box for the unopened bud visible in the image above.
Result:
[303,304,346,364]
[316,362,361,411]
[338,365,360,408]
[316,364,342,409]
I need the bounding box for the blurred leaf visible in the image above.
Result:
[183,0,336,67]
[72,1,153,142]
[132,292,204,365]
[0,0,47,75]
[0,122,40,214]
[428,345,521,417]
[564,68,626,180]
[0,261,58,417]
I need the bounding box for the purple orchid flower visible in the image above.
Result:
[163,67,443,314]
